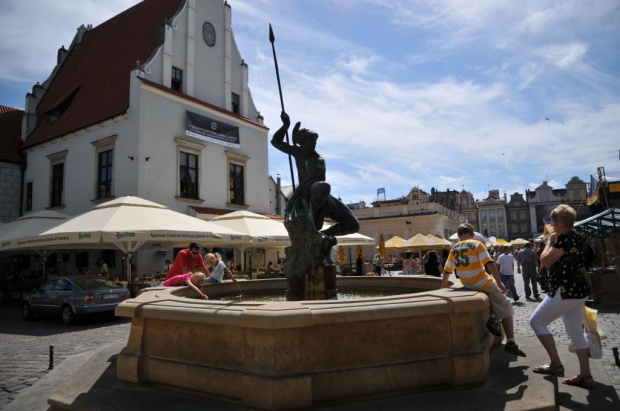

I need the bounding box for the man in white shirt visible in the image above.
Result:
[497,246,519,301]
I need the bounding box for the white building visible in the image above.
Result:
[16,0,270,276]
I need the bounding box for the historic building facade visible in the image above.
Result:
[352,196,464,258]
[526,181,563,235]
[506,192,530,240]
[477,190,508,238]
[458,189,478,232]
[11,0,269,274]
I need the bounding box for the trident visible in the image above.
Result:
[269,24,296,191]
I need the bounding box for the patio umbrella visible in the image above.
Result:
[493,238,511,247]
[0,210,71,280]
[449,231,489,246]
[425,234,452,248]
[376,235,405,250]
[22,197,249,281]
[379,233,386,258]
[209,210,290,247]
[0,210,70,251]
[511,238,530,246]
[398,233,431,249]
[333,230,375,246]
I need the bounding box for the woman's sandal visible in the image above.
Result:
[562,375,595,388]
[533,364,565,377]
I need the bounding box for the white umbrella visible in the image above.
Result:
[0,210,70,251]
[0,210,71,279]
[449,231,489,246]
[209,211,290,247]
[22,197,249,281]
[210,212,375,247]
[333,231,375,246]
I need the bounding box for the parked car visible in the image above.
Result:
[21,276,130,324]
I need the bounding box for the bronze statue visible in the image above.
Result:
[272,112,360,300]
[272,112,359,238]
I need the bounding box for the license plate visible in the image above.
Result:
[102,294,119,300]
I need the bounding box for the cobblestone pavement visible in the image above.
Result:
[1,268,619,410]
[0,303,130,409]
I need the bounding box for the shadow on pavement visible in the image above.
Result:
[0,304,130,337]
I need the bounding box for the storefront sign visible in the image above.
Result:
[185,111,240,148]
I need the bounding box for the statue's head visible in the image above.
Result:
[293,127,318,147]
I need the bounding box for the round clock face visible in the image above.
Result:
[203,22,216,47]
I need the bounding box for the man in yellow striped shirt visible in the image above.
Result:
[442,223,526,357]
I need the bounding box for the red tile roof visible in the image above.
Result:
[0,105,24,164]
[22,0,185,149]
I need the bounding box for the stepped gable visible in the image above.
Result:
[0,105,24,164]
[22,0,184,149]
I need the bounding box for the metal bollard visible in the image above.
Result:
[49,345,54,370]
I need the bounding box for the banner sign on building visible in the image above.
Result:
[185,111,240,148]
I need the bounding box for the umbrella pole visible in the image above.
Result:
[127,253,133,288]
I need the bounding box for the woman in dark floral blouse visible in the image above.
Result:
[530,205,594,388]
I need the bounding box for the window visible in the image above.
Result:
[45,87,80,123]
[229,163,244,205]
[47,150,67,208]
[519,210,526,219]
[97,150,113,199]
[225,152,249,207]
[171,67,183,92]
[512,224,518,232]
[521,223,529,233]
[25,182,33,212]
[51,163,64,207]
[91,135,117,200]
[231,93,240,114]
[511,211,517,219]
[180,152,199,199]
[54,278,72,292]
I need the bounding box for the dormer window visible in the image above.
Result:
[45,87,80,123]
[171,67,183,92]
[231,93,240,114]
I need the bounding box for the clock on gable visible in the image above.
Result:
[202,22,216,47]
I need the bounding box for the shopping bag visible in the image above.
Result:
[568,306,602,359]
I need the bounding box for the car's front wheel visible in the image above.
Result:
[21,302,34,320]
[61,304,75,325]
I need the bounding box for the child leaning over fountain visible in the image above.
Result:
[162,272,208,300]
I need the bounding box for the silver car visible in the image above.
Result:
[21,276,130,324]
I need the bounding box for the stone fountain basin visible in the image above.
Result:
[116,276,495,410]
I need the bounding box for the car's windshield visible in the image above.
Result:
[73,277,121,290]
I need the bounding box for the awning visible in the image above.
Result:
[574,207,620,238]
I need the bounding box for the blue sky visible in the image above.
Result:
[1,0,619,205]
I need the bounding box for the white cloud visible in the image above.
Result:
[536,43,588,68]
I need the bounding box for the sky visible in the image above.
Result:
[1,0,619,206]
